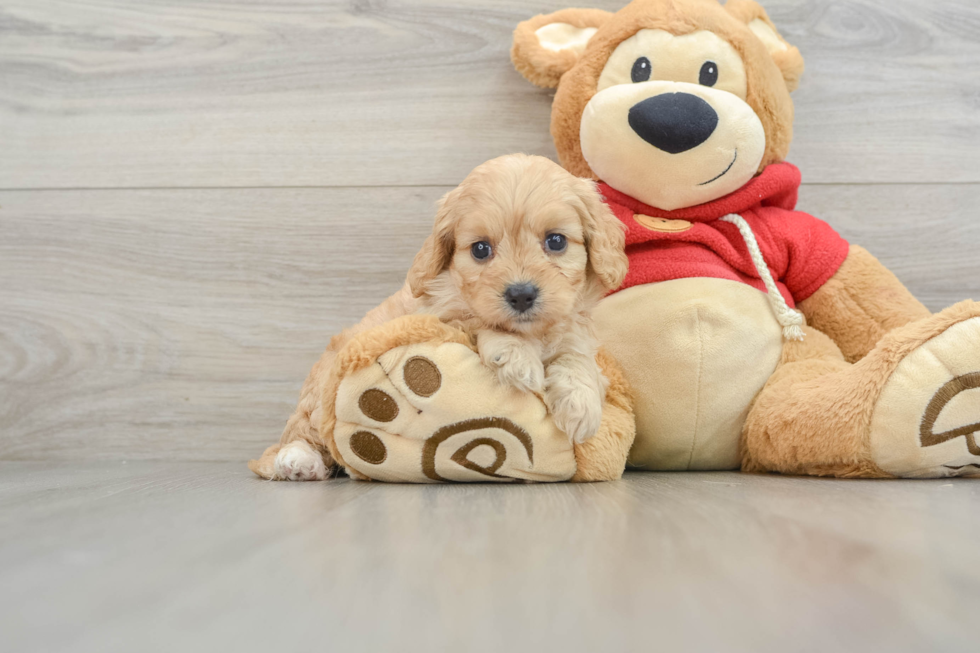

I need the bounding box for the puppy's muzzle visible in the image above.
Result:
[628,92,718,154]
[504,283,538,314]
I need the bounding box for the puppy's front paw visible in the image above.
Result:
[547,384,604,444]
[496,355,546,394]
[274,440,327,481]
[483,344,545,394]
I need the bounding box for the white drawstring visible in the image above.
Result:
[720,213,806,341]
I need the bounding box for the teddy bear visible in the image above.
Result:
[508,0,980,478]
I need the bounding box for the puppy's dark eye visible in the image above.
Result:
[699,61,718,87]
[544,233,567,253]
[471,241,492,261]
[631,57,651,83]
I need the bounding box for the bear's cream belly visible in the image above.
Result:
[593,278,784,470]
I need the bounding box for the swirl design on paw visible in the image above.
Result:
[920,372,980,458]
[421,417,534,482]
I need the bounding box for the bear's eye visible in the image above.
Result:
[544,233,567,253]
[471,241,492,261]
[631,57,651,83]
[699,61,718,87]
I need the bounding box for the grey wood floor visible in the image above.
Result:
[3,1,980,650]
[2,464,979,653]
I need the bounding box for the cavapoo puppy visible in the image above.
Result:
[256,154,626,481]
[408,154,628,443]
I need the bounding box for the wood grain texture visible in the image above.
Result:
[0,186,439,461]
[1,464,978,653]
[2,0,980,189]
[2,183,980,462]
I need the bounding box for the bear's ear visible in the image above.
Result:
[724,0,805,92]
[511,8,613,89]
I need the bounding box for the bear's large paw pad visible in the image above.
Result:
[871,316,980,478]
[332,341,576,483]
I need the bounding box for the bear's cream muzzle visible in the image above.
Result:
[580,80,766,211]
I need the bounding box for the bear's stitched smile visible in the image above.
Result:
[698,149,738,186]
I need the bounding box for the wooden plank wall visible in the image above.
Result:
[2,0,979,461]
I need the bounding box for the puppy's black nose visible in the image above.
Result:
[504,283,538,314]
[628,92,719,154]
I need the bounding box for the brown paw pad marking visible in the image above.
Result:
[451,438,506,476]
[349,431,387,465]
[422,417,533,482]
[921,372,980,469]
[349,356,444,466]
[355,356,441,426]
[358,388,398,422]
[403,356,441,397]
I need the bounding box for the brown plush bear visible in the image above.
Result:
[510,0,980,478]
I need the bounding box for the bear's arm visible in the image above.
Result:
[797,245,930,363]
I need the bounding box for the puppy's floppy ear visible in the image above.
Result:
[574,178,627,292]
[406,188,460,298]
[725,0,805,92]
[511,8,612,89]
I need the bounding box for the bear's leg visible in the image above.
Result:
[743,301,980,478]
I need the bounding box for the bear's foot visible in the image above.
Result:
[743,301,980,478]
[329,321,577,483]
[871,308,980,478]
[323,315,634,483]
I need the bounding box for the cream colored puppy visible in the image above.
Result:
[408,154,628,444]
[253,154,626,481]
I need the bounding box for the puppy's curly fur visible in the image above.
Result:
[408,154,627,443]
[250,154,626,480]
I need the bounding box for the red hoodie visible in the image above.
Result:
[599,162,849,308]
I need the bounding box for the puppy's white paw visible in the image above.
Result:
[547,384,604,444]
[493,353,545,394]
[499,359,545,394]
[481,341,545,394]
[274,440,327,481]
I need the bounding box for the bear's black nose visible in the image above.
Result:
[504,283,538,314]
[628,93,719,154]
